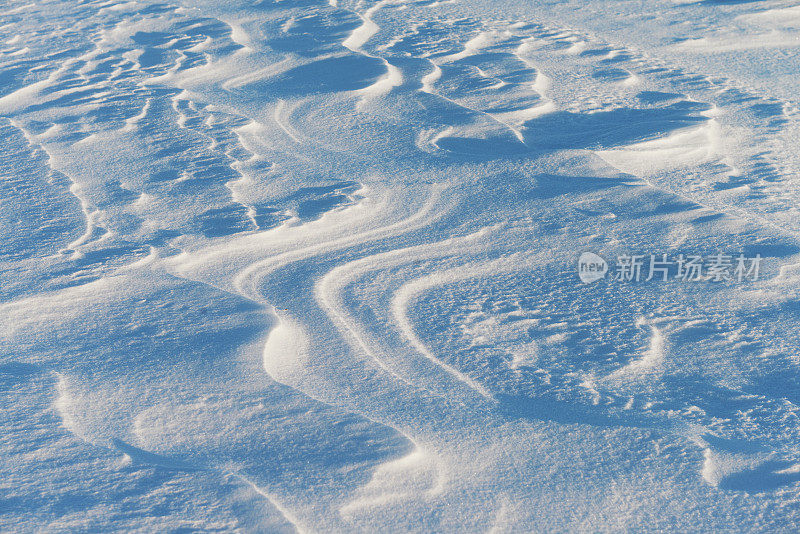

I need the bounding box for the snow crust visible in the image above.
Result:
[2,0,800,530]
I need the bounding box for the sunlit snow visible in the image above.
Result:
[2,0,800,531]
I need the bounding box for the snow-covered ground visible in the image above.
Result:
[2,0,800,531]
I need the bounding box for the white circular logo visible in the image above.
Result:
[577,252,608,284]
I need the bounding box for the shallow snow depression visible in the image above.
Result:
[2,0,800,531]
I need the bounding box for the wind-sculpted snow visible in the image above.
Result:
[3,0,800,531]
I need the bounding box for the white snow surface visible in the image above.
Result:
[2,0,800,531]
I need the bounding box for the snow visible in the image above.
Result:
[2,0,800,531]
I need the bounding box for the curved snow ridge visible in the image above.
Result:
[388,253,534,401]
[229,183,446,301]
[594,114,722,176]
[603,318,666,382]
[231,473,309,534]
[109,436,308,533]
[53,372,84,438]
[341,0,405,100]
[111,438,203,471]
[315,226,501,403]
[341,0,392,52]
[339,441,448,519]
